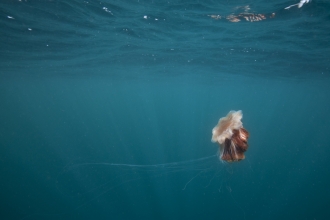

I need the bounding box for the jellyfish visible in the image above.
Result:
[211,110,249,162]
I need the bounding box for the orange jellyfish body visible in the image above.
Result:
[211,111,250,162]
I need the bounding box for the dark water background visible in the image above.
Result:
[1,0,330,219]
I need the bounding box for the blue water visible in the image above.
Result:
[1,0,330,219]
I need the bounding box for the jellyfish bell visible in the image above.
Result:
[211,110,250,162]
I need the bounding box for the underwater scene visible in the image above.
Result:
[1,0,330,219]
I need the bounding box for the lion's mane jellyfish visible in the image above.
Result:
[211,110,249,162]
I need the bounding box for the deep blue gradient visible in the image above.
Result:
[1,1,330,220]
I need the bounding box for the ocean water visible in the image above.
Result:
[1,0,330,219]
